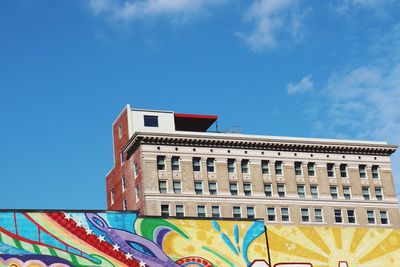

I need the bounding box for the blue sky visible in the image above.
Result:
[1,0,400,209]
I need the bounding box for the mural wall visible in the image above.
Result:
[0,211,399,267]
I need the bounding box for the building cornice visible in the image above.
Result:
[125,132,398,157]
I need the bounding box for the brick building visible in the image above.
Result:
[106,105,400,226]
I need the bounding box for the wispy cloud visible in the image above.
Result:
[238,0,308,51]
[310,22,400,195]
[86,0,225,25]
[287,75,313,95]
[334,0,394,15]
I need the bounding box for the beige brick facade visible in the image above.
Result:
[106,106,399,227]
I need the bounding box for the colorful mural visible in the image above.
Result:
[0,212,266,267]
[0,212,399,267]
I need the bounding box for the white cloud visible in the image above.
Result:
[86,0,225,24]
[238,0,307,51]
[287,75,313,95]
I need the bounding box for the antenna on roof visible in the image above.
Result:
[225,126,242,134]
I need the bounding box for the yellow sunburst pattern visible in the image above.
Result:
[267,225,400,267]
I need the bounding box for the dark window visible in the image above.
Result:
[157,156,165,170]
[275,161,283,175]
[230,183,238,196]
[247,207,255,219]
[372,165,379,179]
[161,205,169,217]
[144,115,159,127]
[232,206,241,218]
[193,157,201,172]
[307,162,315,176]
[194,181,203,195]
[359,165,367,178]
[295,162,302,176]
[243,183,252,196]
[176,205,184,217]
[347,209,356,224]
[241,159,249,173]
[159,181,167,193]
[197,205,206,217]
[340,164,347,178]
[207,158,215,172]
[334,209,343,223]
[261,160,269,174]
[209,182,217,195]
[327,163,335,177]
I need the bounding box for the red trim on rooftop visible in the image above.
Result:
[174,113,218,120]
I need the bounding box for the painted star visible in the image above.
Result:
[85,228,93,235]
[139,260,146,267]
[113,243,120,251]
[75,220,83,228]
[125,252,133,260]
[97,235,105,242]
[63,212,72,221]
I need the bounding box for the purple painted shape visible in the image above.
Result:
[155,228,171,248]
[86,213,180,267]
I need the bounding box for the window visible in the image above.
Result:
[232,206,241,218]
[267,207,276,221]
[297,185,305,198]
[264,184,272,197]
[197,205,206,217]
[123,199,127,211]
[310,185,318,199]
[380,211,388,224]
[327,163,335,177]
[307,162,315,177]
[372,165,379,179]
[247,207,255,219]
[122,176,126,192]
[134,162,139,178]
[281,208,290,222]
[110,189,114,205]
[362,187,370,200]
[159,180,167,193]
[275,161,283,175]
[143,115,158,127]
[135,185,140,200]
[340,164,347,178]
[334,209,343,223]
[295,162,302,176]
[230,183,238,196]
[347,209,356,224]
[261,160,269,174]
[173,181,181,194]
[120,151,125,164]
[367,210,375,224]
[277,184,285,197]
[243,183,252,196]
[194,181,203,195]
[314,208,323,223]
[161,205,169,217]
[207,158,215,172]
[343,186,351,199]
[301,208,310,222]
[211,206,220,218]
[359,165,367,178]
[209,182,217,195]
[375,188,383,200]
[118,124,122,139]
[228,159,236,173]
[176,205,184,218]
[171,156,180,171]
[241,159,249,173]
[330,186,338,199]
[192,157,201,172]
[157,156,165,170]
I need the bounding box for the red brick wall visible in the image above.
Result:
[106,107,130,210]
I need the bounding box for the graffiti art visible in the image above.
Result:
[0,212,399,267]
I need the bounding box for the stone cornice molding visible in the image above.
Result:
[125,132,397,158]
